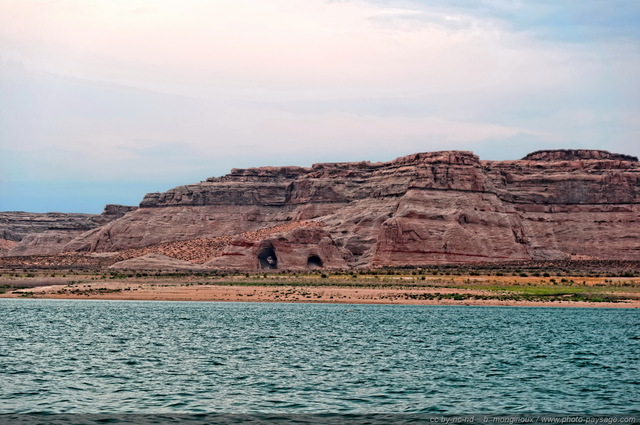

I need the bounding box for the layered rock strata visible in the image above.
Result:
[3,150,639,270]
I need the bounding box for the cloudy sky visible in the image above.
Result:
[1,0,639,213]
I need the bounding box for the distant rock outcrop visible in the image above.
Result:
[3,150,639,269]
[2,205,136,256]
[522,149,638,162]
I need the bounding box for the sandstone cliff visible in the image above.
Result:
[3,150,639,270]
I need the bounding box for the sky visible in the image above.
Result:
[1,0,639,213]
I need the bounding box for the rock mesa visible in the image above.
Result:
[3,150,639,270]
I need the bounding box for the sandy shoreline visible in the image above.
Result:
[3,281,639,308]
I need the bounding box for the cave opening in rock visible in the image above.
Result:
[307,254,323,268]
[258,246,278,269]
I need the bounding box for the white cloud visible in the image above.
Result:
[0,0,600,97]
[0,0,638,212]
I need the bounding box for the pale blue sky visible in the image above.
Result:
[1,0,639,213]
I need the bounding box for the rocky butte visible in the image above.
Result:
[2,149,639,270]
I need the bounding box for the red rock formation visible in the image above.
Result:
[4,149,639,269]
[205,226,348,270]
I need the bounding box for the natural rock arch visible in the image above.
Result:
[257,244,278,269]
[307,254,323,268]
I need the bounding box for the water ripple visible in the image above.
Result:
[0,300,638,414]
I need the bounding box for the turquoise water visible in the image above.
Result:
[1,299,638,414]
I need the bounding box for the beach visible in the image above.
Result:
[3,273,639,308]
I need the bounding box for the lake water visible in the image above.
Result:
[1,299,638,415]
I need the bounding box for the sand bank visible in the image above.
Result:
[3,281,638,308]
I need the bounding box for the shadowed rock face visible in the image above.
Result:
[307,254,323,268]
[4,150,640,268]
[257,245,278,269]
